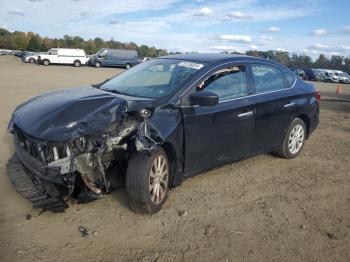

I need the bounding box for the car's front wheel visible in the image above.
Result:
[42,59,50,66]
[275,118,306,159]
[29,58,36,64]
[126,147,170,214]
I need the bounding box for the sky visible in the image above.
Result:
[0,0,350,58]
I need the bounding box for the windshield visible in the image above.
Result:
[100,58,206,99]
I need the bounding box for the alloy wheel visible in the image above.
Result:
[288,124,304,154]
[149,155,168,204]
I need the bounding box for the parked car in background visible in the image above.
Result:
[311,69,326,82]
[340,72,350,83]
[290,68,307,80]
[139,57,152,63]
[37,48,88,67]
[14,51,33,58]
[333,70,350,83]
[7,53,320,214]
[0,49,14,55]
[312,69,327,82]
[14,51,24,57]
[22,52,46,64]
[89,48,139,69]
[302,68,322,82]
[318,69,339,83]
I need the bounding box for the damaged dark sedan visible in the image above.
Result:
[7,54,320,214]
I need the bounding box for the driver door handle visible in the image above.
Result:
[284,102,295,108]
[238,111,254,118]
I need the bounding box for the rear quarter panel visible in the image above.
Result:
[293,80,319,136]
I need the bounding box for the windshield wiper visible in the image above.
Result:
[91,78,110,88]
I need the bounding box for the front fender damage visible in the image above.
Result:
[8,104,184,212]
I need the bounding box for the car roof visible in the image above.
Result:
[159,53,275,64]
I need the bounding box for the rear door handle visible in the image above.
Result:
[238,111,254,118]
[284,102,295,108]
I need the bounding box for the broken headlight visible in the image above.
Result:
[139,108,152,118]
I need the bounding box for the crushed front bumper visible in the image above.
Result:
[6,154,68,212]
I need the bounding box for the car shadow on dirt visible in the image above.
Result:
[109,188,130,210]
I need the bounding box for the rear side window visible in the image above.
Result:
[201,65,248,101]
[285,72,296,88]
[252,64,284,93]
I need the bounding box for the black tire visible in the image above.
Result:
[94,61,101,68]
[29,58,36,64]
[73,60,81,67]
[275,118,306,159]
[42,59,50,66]
[125,63,131,69]
[126,147,170,214]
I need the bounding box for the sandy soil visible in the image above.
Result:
[0,56,349,262]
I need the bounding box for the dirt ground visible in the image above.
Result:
[0,56,349,262]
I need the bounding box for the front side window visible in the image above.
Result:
[199,65,248,101]
[252,64,284,93]
[100,59,205,99]
[49,50,58,55]
[98,49,107,57]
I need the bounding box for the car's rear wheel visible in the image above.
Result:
[94,61,101,68]
[126,147,170,214]
[275,118,306,159]
[42,59,50,66]
[29,58,36,64]
[73,60,81,67]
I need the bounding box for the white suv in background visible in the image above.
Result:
[38,48,88,67]
[333,70,350,83]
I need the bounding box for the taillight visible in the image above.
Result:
[315,91,321,102]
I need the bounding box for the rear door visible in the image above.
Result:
[181,63,256,174]
[250,63,297,152]
[116,51,128,66]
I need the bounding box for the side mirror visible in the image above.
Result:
[189,91,219,107]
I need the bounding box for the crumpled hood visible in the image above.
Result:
[11,86,152,141]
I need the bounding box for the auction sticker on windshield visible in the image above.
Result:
[178,61,204,70]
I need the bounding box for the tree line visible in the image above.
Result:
[0,28,171,58]
[1,28,349,72]
[244,50,350,72]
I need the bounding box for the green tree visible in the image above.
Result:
[274,51,291,66]
[11,31,28,50]
[27,35,41,51]
[329,55,344,70]
[315,54,329,68]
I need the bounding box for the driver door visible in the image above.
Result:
[181,64,256,175]
[49,50,59,63]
